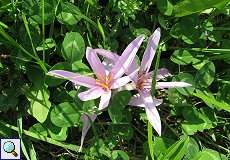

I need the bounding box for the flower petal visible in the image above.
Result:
[140,28,161,73]
[86,47,106,81]
[145,106,161,136]
[156,82,192,89]
[47,70,96,88]
[126,59,139,82]
[156,68,171,81]
[99,90,111,110]
[78,87,105,101]
[79,114,97,152]
[110,35,144,79]
[94,48,119,62]
[129,94,162,107]
[111,76,131,89]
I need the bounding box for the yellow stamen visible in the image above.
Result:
[96,74,113,91]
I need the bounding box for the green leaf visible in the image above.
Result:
[71,61,91,74]
[29,123,48,137]
[153,137,176,158]
[45,62,72,87]
[62,32,85,62]
[36,38,56,51]
[108,91,131,123]
[175,73,195,96]
[184,138,199,160]
[50,102,81,127]
[29,2,55,25]
[48,127,68,141]
[195,61,215,87]
[157,0,174,16]
[112,150,129,160]
[181,107,217,135]
[170,16,200,44]
[160,136,190,160]
[191,149,227,160]
[56,2,81,25]
[170,50,193,65]
[26,87,51,123]
[193,89,230,112]
[173,0,229,17]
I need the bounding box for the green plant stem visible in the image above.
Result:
[148,121,154,160]
[41,0,45,62]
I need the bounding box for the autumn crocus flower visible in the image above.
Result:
[95,28,191,136]
[48,35,144,151]
[48,35,144,110]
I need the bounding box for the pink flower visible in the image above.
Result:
[48,35,144,151]
[48,35,144,110]
[95,28,191,136]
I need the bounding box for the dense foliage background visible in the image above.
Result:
[0,0,230,159]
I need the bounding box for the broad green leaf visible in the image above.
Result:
[191,149,227,160]
[167,88,187,105]
[50,102,81,127]
[175,73,195,96]
[26,87,51,123]
[184,138,199,160]
[108,91,131,123]
[48,127,68,141]
[45,62,71,87]
[160,136,190,160]
[193,89,230,112]
[173,0,229,17]
[112,150,129,160]
[170,50,193,65]
[153,137,176,158]
[192,59,210,70]
[62,32,85,62]
[29,123,48,136]
[71,61,91,74]
[157,0,174,16]
[195,61,215,87]
[56,2,81,25]
[181,107,217,135]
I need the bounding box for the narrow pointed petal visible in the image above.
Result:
[94,48,139,81]
[48,70,96,88]
[78,87,105,101]
[110,35,144,79]
[86,47,106,81]
[129,94,162,107]
[140,28,161,73]
[99,91,111,110]
[156,82,192,89]
[79,114,97,152]
[111,76,131,89]
[145,106,161,136]
[156,68,172,81]
[94,48,119,62]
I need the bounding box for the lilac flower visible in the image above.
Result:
[48,35,144,110]
[95,28,191,136]
[48,35,144,151]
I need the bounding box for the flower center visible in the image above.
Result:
[136,73,151,91]
[96,74,113,91]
